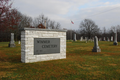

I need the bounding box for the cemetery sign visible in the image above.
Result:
[34,38,60,54]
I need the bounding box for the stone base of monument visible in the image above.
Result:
[8,43,15,47]
[92,47,101,52]
[113,42,118,45]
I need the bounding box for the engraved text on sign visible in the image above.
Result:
[34,38,60,55]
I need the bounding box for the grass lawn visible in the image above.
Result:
[0,41,120,80]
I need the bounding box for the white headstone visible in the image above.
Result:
[99,38,101,41]
[92,37,94,42]
[18,41,20,44]
[113,32,118,45]
[85,37,88,43]
[103,37,106,41]
[107,37,110,41]
[80,36,83,41]
[73,34,76,41]
[111,36,113,41]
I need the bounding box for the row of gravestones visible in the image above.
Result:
[75,36,113,42]
[88,35,118,52]
[9,33,118,48]
[73,35,101,52]
[73,33,118,44]
[73,33,118,52]
[78,36,112,41]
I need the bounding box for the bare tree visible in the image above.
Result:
[55,22,61,29]
[79,19,100,39]
[20,14,32,28]
[49,21,55,29]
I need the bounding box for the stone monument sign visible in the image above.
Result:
[21,28,67,63]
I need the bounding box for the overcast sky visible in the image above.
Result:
[12,0,120,30]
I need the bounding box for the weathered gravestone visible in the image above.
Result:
[113,32,118,45]
[21,28,67,63]
[90,39,92,42]
[92,37,94,42]
[80,36,83,41]
[99,38,101,41]
[85,37,87,41]
[92,36,101,52]
[18,41,20,44]
[111,36,113,41]
[73,34,76,41]
[103,37,106,41]
[107,37,110,41]
[8,33,15,47]
[85,37,88,43]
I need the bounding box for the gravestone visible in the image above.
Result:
[92,36,101,52]
[103,37,106,41]
[92,37,94,42]
[87,37,89,41]
[18,41,20,44]
[111,36,113,41]
[113,32,118,45]
[107,37,110,41]
[21,28,67,63]
[8,33,15,47]
[85,37,88,42]
[85,37,87,40]
[90,39,92,42]
[80,36,83,41]
[85,37,88,43]
[73,34,76,41]
[99,38,101,41]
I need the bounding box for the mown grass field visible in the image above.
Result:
[0,41,120,80]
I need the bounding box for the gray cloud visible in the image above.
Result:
[12,0,120,30]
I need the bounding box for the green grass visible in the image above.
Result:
[0,41,120,80]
